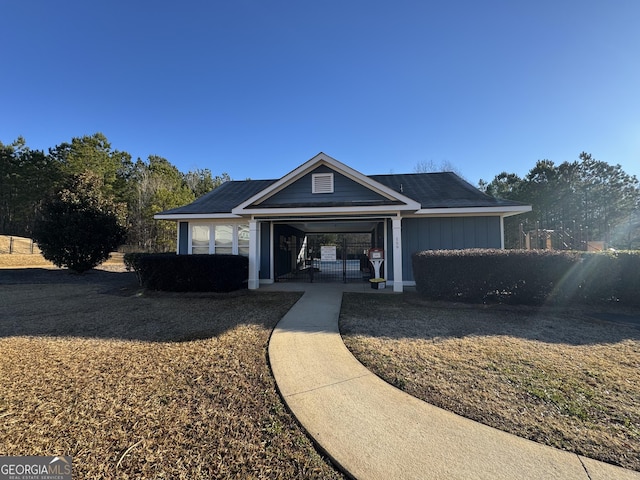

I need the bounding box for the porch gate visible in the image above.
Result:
[276,234,374,283]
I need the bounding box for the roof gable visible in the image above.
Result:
[252,165,401,208]
[232,152,420,214]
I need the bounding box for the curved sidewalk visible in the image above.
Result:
[267,283,640,480]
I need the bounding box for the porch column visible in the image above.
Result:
[248,219,260,290]
[175,222,180,255]
[392,216,403,293]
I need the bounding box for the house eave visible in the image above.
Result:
[155,205,531,221]
[153,213,244,221]
[236,205,418,217]
[412,205,532,217]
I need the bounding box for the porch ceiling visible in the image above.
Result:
[278,219,380,233]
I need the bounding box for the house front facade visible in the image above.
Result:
[155,153,531,292]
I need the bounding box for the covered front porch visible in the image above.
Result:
[247,215,405,292]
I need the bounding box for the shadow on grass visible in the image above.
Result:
[0,267,136,286]
[340,292,640,346]
[0,268,302,342]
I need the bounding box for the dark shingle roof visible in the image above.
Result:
[158,172,525,215]
[370,172,525,209]
[158,179,277,215]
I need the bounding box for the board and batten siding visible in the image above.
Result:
[259,165,388,206]
[400,216,502,282]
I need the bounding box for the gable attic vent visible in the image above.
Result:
[312,173,334,194]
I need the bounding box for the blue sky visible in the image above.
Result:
[2,1,639,185]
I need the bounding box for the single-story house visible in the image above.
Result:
[155,152,531,292]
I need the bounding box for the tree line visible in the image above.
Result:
[2,134,639,253]
[480,152,640,250]
[0,133,230,252]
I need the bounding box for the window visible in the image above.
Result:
[190,223,250,256]
[312,173,334,194]
[191,225,210,254]
[214,225,233,254]
[237,224,250,256]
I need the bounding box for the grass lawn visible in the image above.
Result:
[340,292,640,472]
[0,265,344,479]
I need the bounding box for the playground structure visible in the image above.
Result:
[516,223,606,251]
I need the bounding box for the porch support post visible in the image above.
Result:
[392,216,403,293]
[248,219,260,290]
[175,222,180,255]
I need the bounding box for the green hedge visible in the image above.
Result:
[124,253,248,292]
[412,249,640,306]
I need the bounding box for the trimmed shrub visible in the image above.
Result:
[412,249,640,306]
[124,253,248,292]
[616,251,640,305]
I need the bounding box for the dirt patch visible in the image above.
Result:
[0,270,343,479]
[340,292,640,472]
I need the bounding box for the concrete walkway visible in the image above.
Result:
[267,283,640,480]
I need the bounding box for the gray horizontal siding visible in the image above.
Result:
[260,165,387,206]
[402,217,502,281]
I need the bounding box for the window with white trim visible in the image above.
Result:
[312,173,334,194]
[214,225,233,254]
[237,224,250,256]
[190,223,250,256]
[191,225,210,254]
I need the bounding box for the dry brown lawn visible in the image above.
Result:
[0,267,343,479]
[340,292,640,472]
[0,251,125,269]
[0,253,54,268]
